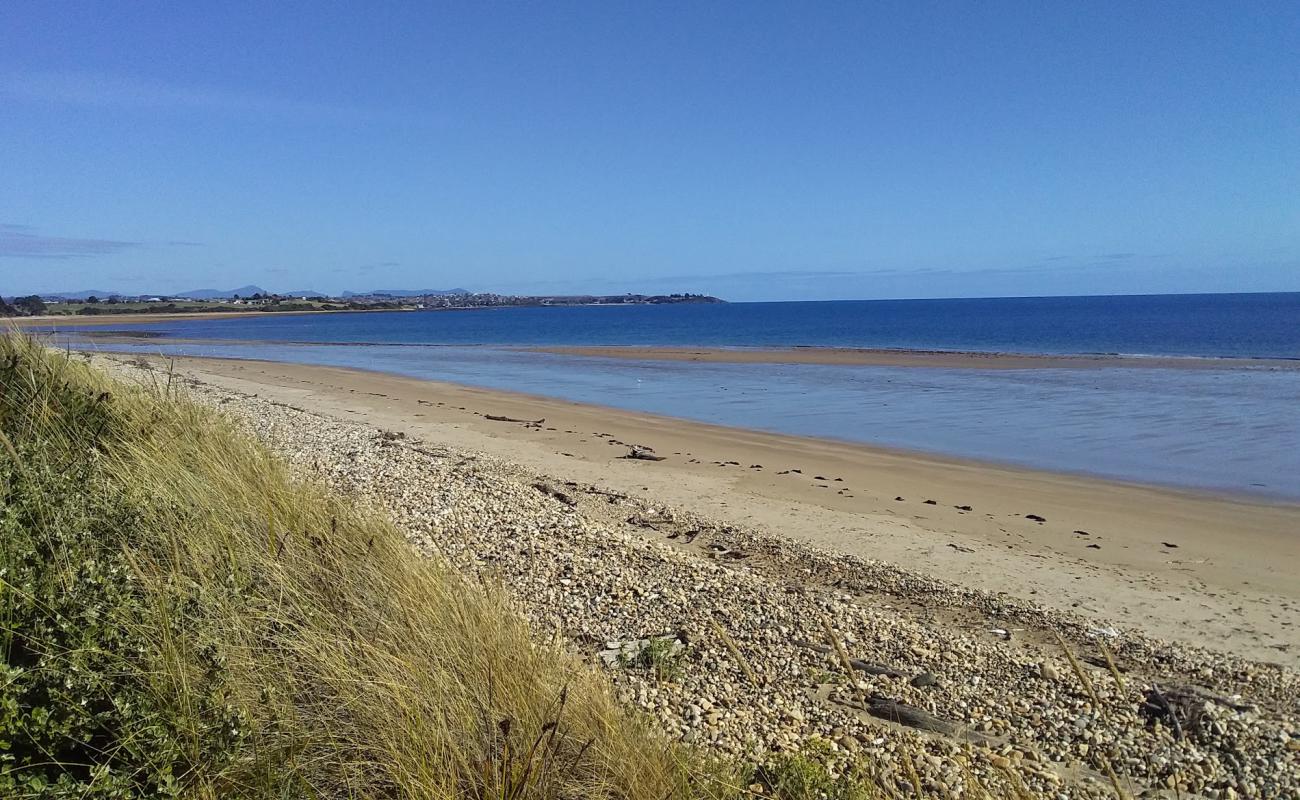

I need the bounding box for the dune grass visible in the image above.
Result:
[0,334,749,798]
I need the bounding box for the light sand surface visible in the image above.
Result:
[531,344,1300,370]
[121,354,1300,666]
[8,309,367,327]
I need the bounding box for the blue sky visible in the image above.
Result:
[2,2,1297,301]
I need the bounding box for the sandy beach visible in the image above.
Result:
[89,350,1300,798]
[7,309,361,327]
[119,353,1300,667]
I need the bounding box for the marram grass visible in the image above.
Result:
[0,335,742,799]
[0,335,1058,800]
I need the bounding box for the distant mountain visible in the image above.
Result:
[175,285,268,300]
[38,290,119,301]
[342,288,469,298]
[280,289,327,297]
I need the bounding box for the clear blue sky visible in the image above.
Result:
[2,2,1297,301]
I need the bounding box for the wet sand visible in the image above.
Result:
[109,353,1300,665]
[7,308,388,328]
[530,345,1300,370]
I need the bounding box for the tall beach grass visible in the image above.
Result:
[0,334,741,798]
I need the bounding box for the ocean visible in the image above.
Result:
[54,292,1300,500]
[73,292,1300,358]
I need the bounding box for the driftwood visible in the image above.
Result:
[622,447,665,461]
[1142,683,1254,741]
[485,414,544,424]
[861,695,959,736]
[1143,684,1184,740]
[849,659,906,679]
[532,482,578,507]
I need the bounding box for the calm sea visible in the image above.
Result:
[82,292,1300,358]
[59,292,1300,500]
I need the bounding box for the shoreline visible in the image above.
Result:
[6,308,380,327]
[528,344,1300,370]
[103,351,1300,666]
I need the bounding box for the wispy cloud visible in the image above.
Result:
[0,71,373,121]
[0,223,140,259]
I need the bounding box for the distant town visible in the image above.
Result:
[0,286,723,318]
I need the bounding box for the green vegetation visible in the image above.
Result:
[758,751,874,800]
[618,637,687,683]
[0,334,1047,799]
[0,334,741,798]
[0,295,48,317]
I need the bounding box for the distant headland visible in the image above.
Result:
[1,286,724,318]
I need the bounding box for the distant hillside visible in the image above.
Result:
[175,285,268,300]
[37,290,119,301]
[342,288,469,298]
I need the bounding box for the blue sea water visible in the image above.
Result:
[57,292,1300,500]
[73,292,1300,358]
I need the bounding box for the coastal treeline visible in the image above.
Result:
[0,335,736,798]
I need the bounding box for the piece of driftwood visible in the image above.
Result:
[532,482,578,507]
[849,659,906,679]
[1142,682,1254,742]
[622,447,665,461]
[485,414,545,424]
[1143,683,1184,740]
[861,695,959,736]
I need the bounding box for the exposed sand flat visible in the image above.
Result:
[120,353,1300,668]
[8,309,363,327]
[530,344,1300,370]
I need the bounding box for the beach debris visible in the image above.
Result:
[857,695,961,736]
[1142,683,1185,740]
[531,482,578,507]
[849,659,906,678]
[1087,543,1101,549]
[485,413,545,424]
[923,499,937,505]
[1162,541,1180,548]
[895,496,905,501]
[1026,513,1047,522]
[954,504,972,511]
[622,446,666,461]
[947,543,974,553]
[988,628,1011,640]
